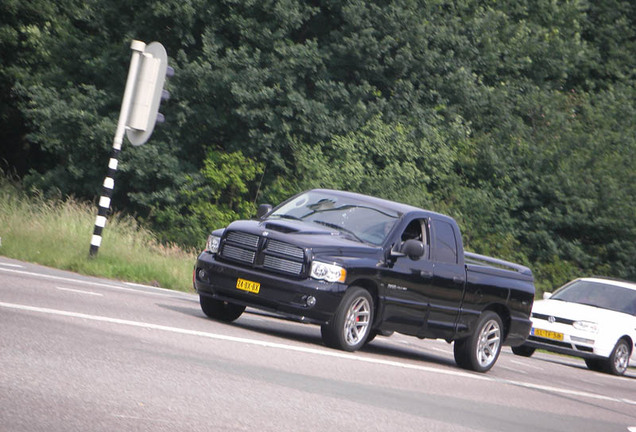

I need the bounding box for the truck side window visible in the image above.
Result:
[401,220,423,242]
[400,219,429,249]
[432,220,458,263]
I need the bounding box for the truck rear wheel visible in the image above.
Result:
[454,311,503,373]
[321,287,373,352]
[200,295,245,322]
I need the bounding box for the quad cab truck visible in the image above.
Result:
[194,189,535,372]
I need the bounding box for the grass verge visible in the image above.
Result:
[0,177,196,292]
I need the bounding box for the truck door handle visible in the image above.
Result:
[420,270,433,279]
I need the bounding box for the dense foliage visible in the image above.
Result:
[1,0,634,293]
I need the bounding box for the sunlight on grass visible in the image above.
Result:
[0,177,196,292]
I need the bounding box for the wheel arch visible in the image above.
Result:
[617,335,634,355]
[483,302,511,340]
[348,278,380,324]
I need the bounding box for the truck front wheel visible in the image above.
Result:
[454,311,503,373]
[321,287,374,352]
[200,295,246,322]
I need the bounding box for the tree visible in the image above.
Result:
[149,150,264,247]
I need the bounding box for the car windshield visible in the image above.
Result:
[269,191,400,246]
[551,280,636,316]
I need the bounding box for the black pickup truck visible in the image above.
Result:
[194,189,535,372]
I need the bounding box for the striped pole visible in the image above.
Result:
[89,150,120,256]
[89,40,146,257]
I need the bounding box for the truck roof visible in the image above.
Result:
[309,189,451,220]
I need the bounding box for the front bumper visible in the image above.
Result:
[522,323,607,359]
[523,335,601,359]
[193,252,347,325]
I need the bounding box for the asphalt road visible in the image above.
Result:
[1,257,634,432]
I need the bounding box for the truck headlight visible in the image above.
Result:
[205,235,221,253]
[310,261,346,283]
[573,320,598,333]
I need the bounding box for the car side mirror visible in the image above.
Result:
[543,292,552,300]
[257,204,272,219]
[401,239,425,260]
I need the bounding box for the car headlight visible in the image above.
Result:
[310,261,346,283]
[573,320,598,333]
[205,235,221,253]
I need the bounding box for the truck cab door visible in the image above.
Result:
[378,218,434,337]
[427,218,466,339]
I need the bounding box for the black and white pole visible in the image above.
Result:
[89,40,147,257]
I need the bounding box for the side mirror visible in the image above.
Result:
[543,292,552,300]
[401,239,424,260]
[257,204,272,219]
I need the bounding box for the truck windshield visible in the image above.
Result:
[269,191,399,245]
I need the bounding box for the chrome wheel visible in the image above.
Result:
[614,344,629,373]
[454,311,503,372]
[476,318,502,368]
[343,296,371,346]
[321,287,374,352]
[608,339,630,375]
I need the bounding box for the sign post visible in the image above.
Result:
[89,40,171,257]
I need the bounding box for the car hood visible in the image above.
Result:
[533,299,634,324]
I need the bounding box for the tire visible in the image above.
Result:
[364,330,378,345]
[584,358,604,372]
[602,339,631,376]
[454,311,503,373]
[364,329,394,345]
[200,295,245,322]
[321,287,374,352]
[511,344,536,357]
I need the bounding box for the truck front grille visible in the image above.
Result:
[222,245,256,264]
[265,239,305,259]
[219,230,306,277]
[226,231,259,248]
[263,256,304,275]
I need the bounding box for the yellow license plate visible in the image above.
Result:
[533,328,563,341]
[236,278,260,294]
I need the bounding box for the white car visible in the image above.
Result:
[512,277,636,375]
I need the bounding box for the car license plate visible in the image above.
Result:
[532,328,563,341]
[236,278,260,294]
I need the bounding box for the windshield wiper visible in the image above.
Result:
[270,214,301,221]
[314,220,364,243]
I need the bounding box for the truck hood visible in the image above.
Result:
[224,219,380,256]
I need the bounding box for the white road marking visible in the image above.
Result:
[56,286,103,296]
[1,300,635,407]
[0,262,24,268]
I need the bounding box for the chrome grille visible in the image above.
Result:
[226,231,259,248]
[219,230,306,276]
[265,239,304,259]
[263,255,303,275]
[222,245,256,264]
